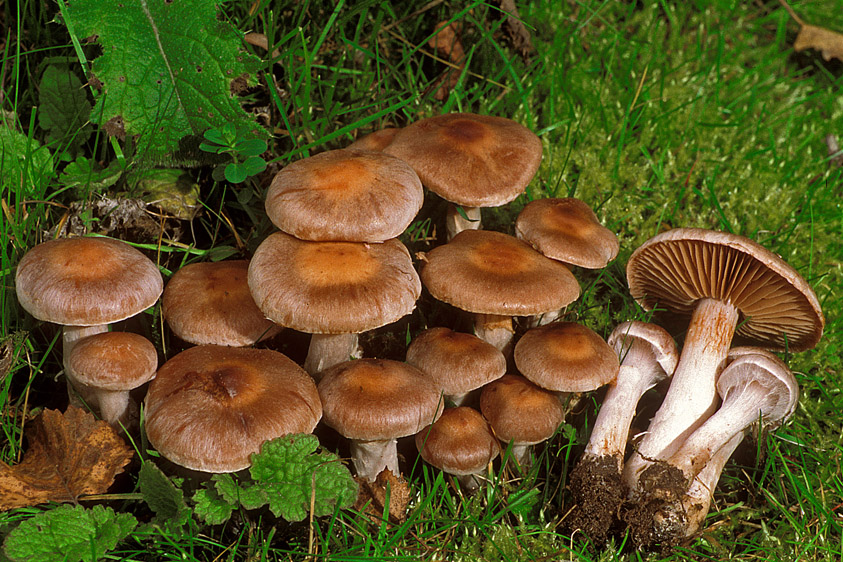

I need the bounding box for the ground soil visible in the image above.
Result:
[565,453,623,543]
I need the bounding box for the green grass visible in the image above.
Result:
[1,0,842,560]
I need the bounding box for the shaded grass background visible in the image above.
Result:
[1,0,841,559]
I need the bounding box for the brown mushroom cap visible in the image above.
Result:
[15,237,163,326]
[66,332,157,391]
[515,197,619,268]
[144,345,321,473]
[347,128,400,152]
[318,358,443,441]
[405,327,506,397]
[383,113,542,207]
[420,230,580,316]
[264,148,423,242]
[626,228,824,351]
[514,322,619,393]
[415,407,500,476]
[248,232,421,334]
[162,260,281,346]
[479,374,564,446]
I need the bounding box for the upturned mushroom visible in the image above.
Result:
[15,237,163,406]
[566,321,678,541]
[622,228,823,493]
[405,327,506,406]
[415,406,500,492]
[144,345,321,473]
[419,230,580,353]
[627,347,798,547]
[384,112,542,239]
[318,358,443,482]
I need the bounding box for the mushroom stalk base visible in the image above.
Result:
[446,205,482,241]
[351,438,399,483]
[624,298,738,490]
[96,389,136,430]
[303,333,361,378]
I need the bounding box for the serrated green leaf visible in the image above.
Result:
[235,483,269,510]
[2,504,136,562]
[249,434,358,522]
[60,156,123,195]
[37,64,92,153]
[138,461,190,529]
[0,127,54,195]
[224,162,247,184]
[63,0,266,162]
[192,483,235,525]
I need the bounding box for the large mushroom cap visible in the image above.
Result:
[479,374,564,446]
[515,197,619,268]
[144,345,321,473]
[383,113,542,207]
[318,358,443,441]
[66,332,158,391]
[405,327,506,397]
[415,406,500,476]
[420,230,580,316]
[162,260,280,346]
[514,322,619,393]
[265,148,423,242]
[15,237,163,326]
[248,232,421,334]
[626,228,824,351]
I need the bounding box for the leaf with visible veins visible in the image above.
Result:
[0,407,134,511]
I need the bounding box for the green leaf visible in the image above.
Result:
[234,138,267,157]
[62,0,266,162]
[192,481,236,525]
[224,162,247,184]
[249,434,358,522]
[60,156,123,195]
[37,64,92,153]
[242,155,267,176]
[0,127,54,195]
[129,167,201,220]
[2,504,137,562]
[138,461,190,529]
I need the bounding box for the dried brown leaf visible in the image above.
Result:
[352,468,410,524]
[0,406,134,510]
[794,23,843,62]
[499,0,534,61]
[429,21,466,101]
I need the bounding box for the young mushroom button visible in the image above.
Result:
[318,358,443,482]
[144,345,321,473]
[622,228,823,490]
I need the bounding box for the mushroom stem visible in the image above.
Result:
[473,313,514,354]
[624,298,738,488]
[350,438,398,482]
[62,324,108,408]
[303,333,361,378]
[507,443,533,470]
[95,389,136,428]
[446,204,481,240]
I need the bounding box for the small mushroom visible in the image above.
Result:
[479,374,564,470]
[318,358,443,482]
[405,327,505,406]
[65,331,158,429]
[415,406,500,493]
[420,230,580,353]
[384,113,542,239]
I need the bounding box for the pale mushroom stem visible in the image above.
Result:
[505,443,533,471]
[456,473,482,493]
[473,314,514,354]
[95,389,136,429]
[62,324,108,408]
[303,333,361,378]
[446,204,482,241]
[583,363,663,468]
[350,438,399,482]
[624,298,738,489]
[665,379,777,480]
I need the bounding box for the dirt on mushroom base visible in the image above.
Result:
[565,454,624,542]
[620,459,689,548]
